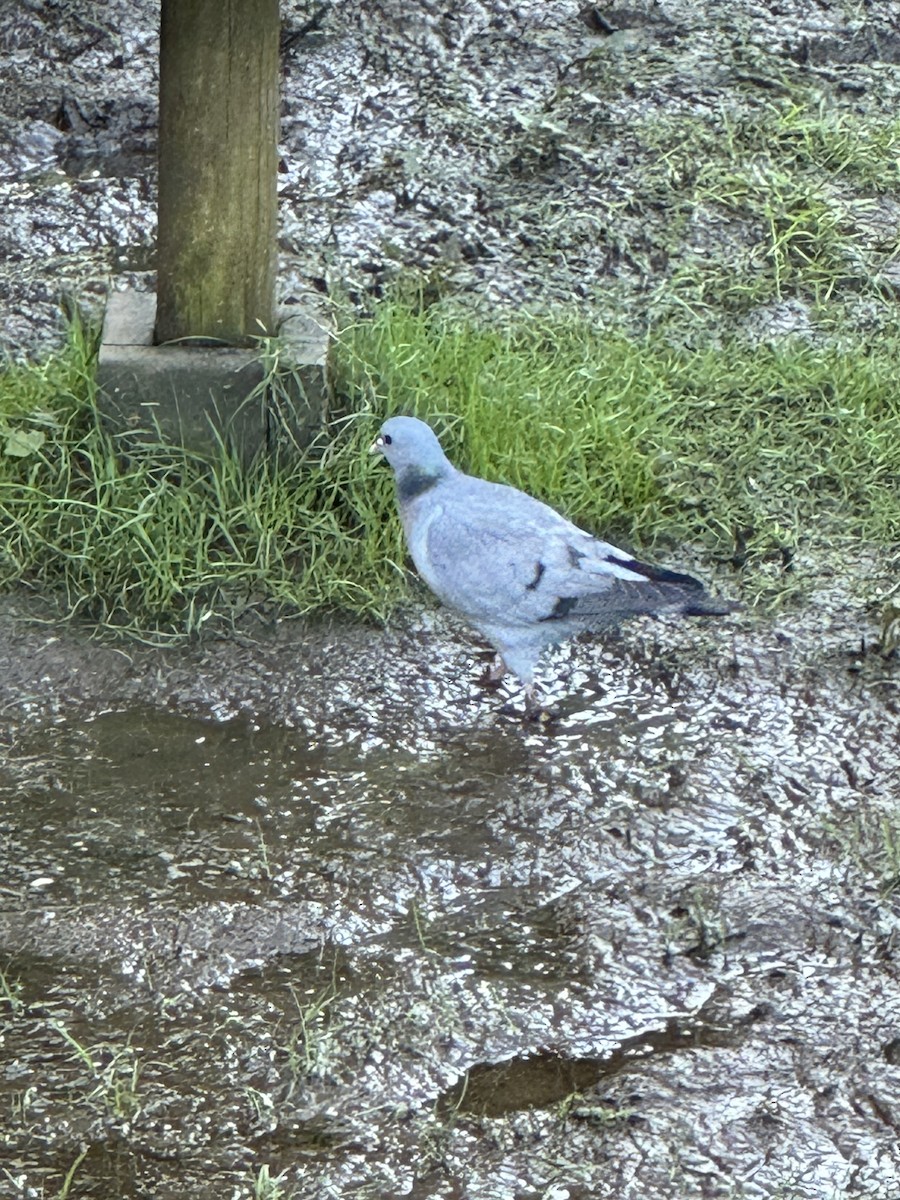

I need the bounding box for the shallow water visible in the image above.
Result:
[1,597,899,1198]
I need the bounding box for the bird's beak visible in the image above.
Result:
[369,437,383,455]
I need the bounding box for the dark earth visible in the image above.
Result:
[2,2,900,1198]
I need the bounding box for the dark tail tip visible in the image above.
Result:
[680,597,742,618]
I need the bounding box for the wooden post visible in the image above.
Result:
[156,0,278,345]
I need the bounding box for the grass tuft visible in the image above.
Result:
[0,321,402,636]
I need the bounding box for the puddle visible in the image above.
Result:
[439,1011,738,1117]
[0,597,899,1196]
[1,711,328,906]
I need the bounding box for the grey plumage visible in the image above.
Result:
[372,415,737,708]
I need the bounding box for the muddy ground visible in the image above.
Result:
[1,571,899,1199]
[5,0,900,352]
[2,1,900,1198]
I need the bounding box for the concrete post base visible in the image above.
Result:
[97,290,330,461]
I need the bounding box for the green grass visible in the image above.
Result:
[0,321,404,636]
[0,298,899,635]
[342,301,900,573]
[603,87,900,330]
[249,1165,292,1200]
[821,806,900,898]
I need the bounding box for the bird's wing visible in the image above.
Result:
[409,475,705,629]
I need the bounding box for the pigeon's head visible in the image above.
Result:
[370,416,453,486]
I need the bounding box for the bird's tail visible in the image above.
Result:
[677,594,742,618]
[556,578,739,625]
[601,573,740,622]
[621,559,740,619]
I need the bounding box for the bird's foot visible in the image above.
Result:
[495,688,555,724]
[523,685,554,723]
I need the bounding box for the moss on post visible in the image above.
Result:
[156,0,278,345]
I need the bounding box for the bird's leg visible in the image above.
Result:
[521,681,557,723]
[479,652,508,690]
[523,684,545,720]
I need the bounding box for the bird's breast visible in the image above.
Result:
[403,499,444,585]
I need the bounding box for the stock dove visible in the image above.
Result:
[372,416,736,711]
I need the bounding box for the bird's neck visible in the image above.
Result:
[397,466,445,502]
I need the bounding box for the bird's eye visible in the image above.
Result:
[382,434,393,445]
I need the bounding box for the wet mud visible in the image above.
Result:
[6,0,900,352]
[1,569,899,1198]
